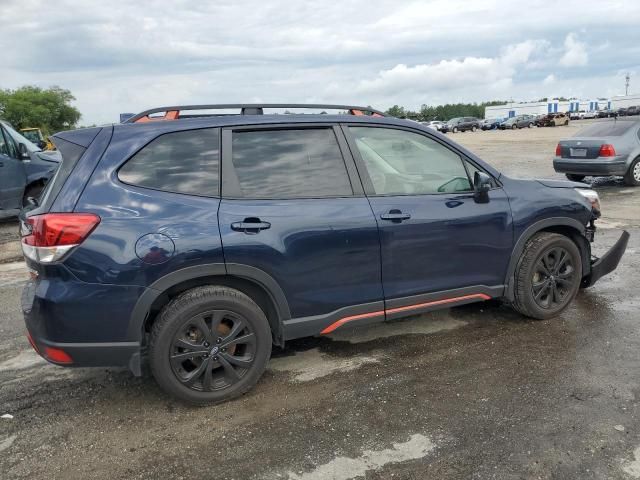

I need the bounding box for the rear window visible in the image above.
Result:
[229,128,353,199]
[119,128,220,196]
[576,122,635,137]
[37,137,86,211]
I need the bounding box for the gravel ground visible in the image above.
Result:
[0,121,639,479]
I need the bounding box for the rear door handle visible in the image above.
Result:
[380,210,411,222]
[231,218,271,234]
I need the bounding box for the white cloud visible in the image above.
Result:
[543,74,556,85]
[559,33,589,67]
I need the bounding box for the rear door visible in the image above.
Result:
[0,125,27,210]
[344,124,513,314]
[219,125,383,336]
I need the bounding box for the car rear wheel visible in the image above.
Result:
[149,286,272,405]
[511,124,517,130]
[452,127,458,133]
[623,157,640,186]
[512,232,582,319]
[528,123,534,128]
[565,174,586,182]
[471,126,477,132]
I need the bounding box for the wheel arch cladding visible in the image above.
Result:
[128,264,290,347]
[504,217,590,300]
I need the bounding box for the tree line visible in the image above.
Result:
[385,101,508,121]
[0,86,81,135]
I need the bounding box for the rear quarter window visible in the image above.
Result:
[119,128,220,196]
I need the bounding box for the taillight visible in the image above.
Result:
[555,143,562,156]
[598,144,616,157]
[21,213,100,263]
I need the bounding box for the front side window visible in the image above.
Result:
[230,128,352,198]
[0,129,9,156]
[350,126,473,195]
[119,128,220,196]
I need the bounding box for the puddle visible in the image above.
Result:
[269,348,379,382]
[285,433,436,480]
[328,315,467,344]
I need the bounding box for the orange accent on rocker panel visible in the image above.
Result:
[320,310,385,334]
[385,293,491,315]
[320,293,491,334]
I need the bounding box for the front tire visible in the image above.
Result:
[511,124,517,130]
[565,174,586,182]
[623,157,640,186]
[512,233,582,319]
[452,127,459,133]
[149,286,272,405]
[471,126,477,132]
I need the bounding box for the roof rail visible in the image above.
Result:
[124,104,386,123]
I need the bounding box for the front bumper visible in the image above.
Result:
[553,158,628,176]
[582,231,629,287]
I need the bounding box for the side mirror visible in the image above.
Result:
[18,143,30,160]
[473,171,492,202]
[37,140,47,150]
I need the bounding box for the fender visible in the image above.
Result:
[126,262,291,342]
[503,217,589,300]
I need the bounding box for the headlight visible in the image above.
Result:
[576,188,601,216]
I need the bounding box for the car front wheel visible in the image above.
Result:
[512,232,582,319]
[452,127,458,133]
[511,124,517,130]
[149,286,272,405]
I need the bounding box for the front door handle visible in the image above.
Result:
[380,210,411,222]
[231,218,271,234]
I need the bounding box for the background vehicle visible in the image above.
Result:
[537,113,570,127]
[0,120,60,218]
[481,118,502,130]
[20,128,55,151]
[499,114,536,130]
[626,106,640,117]
[21,103,627,404]
[580,111,598,120]
[441,117,481,133]
[597,109,617,118]
[421,120,445,131]
[553,119,640,185]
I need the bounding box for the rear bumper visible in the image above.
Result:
[22,274,146,374]
[582,231,629,287]
[553,158,628,176]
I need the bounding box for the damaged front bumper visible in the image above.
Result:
[582,230,630,288]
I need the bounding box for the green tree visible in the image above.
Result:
[385,105,407,118]
[0,85,81,134]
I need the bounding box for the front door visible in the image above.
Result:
[344,125,513,314]
[219,125,383,337]
[0,126,26,210]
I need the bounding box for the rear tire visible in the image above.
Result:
[623,157,640,186]
[149,286,272,405]
[512,233,582,319]
[565,174,586,182]
[453,127,458,133]
[512,124,517,130]
[471,126,477,132]
[528,123,534,128]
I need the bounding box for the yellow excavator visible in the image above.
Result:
[19,128,56,151]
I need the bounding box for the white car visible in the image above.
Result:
[581,111,598,119]
[422,121,445,131]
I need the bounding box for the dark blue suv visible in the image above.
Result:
[20,104,628,404]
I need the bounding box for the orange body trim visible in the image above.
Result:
[134,110,180,123]
[321,293,491,334]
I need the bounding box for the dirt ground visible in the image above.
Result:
[1,120,639,479]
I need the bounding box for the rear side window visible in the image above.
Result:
[229,128,353,198]
[119,128,220,196]
[576,122,634,137]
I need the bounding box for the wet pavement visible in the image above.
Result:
[0,124,639,479]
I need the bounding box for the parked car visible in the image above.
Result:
[421,120,445,131]
[0,120,61,218]
[481,118,502,130]
[499,114,536,130]
[626,106,640,117]
[597,109,617,118]
[616,107,629,117]
[441,117,481,133]
[553,119,640,186]
[537,113,570,127]
[569,111,583,120]
[20,103,628,404]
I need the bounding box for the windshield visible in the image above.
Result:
[576,122,636,137]
[0,121,41,152]
[21,130,40,143]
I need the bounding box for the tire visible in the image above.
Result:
[623,157,640,186]
[452,127,458,133]
[528,123,534,128]
[512,232,582,320]
[511,124,517,130]
[149,286,272,405]
[471,126,477,132]
[22,183,44,207]
[565,174,586,182]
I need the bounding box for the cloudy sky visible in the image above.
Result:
[3,0,639,124]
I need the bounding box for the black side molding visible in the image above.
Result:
[582,231,629,288]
